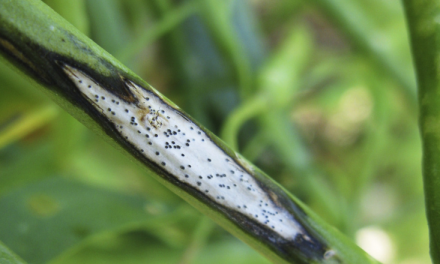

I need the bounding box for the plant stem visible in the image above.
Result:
[44,0,89,35]
[403,1,440,263]
[0,0,377,263]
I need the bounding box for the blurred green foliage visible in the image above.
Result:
[0,241,26,264]
[0,0,427,263]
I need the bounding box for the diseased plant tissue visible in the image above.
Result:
[63,64,336,262]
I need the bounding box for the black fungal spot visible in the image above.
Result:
[161,162,166,166]
[197,182,201,186]
[181,154,185,157]
[185,174,189,178]
[207,159,211,162]
[148,142,152,145]
[180,166,185,170]
[155,152,159,155]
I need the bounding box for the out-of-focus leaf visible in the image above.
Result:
[193,238,271,264]
[86,0,131,55]
[177,216,214,264]
[58,232,270,264]
[312,0,416,108]
[0,106,58,149]
[0,177,177,264]
[115,1,197,64]
[0,143,56,195]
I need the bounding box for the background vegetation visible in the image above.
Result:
[0,0,427,263]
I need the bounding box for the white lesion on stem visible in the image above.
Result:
[62,64,317,244]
